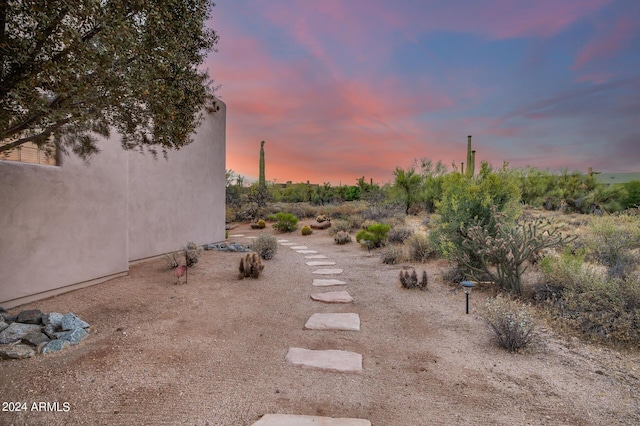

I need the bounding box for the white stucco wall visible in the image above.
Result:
[0,103,225,308]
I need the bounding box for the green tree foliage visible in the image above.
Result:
[356,223,390,248]
[392,166,422,214]
[431,162,521,267]
[623,180,640,209]
[1,0,218,159]
[418,158,447,212]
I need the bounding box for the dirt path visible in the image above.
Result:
[1,223,639,425]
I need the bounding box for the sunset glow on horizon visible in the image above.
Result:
[206,0,640,186]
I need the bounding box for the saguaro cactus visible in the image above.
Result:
[466,135,475,178]
[259,140,266,187]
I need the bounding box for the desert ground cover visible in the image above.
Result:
[1,221,639,425]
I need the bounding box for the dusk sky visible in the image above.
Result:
[206,0,640,186]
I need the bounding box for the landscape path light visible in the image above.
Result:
[461,281,476,314]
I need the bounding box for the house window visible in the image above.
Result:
[1,140,58,166]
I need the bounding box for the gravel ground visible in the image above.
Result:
[1,222,639,425]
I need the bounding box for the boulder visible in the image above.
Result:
[21,332,50,347]
[61,313,89,331]
[0,320,8,333]
[310,221,331,230]
[17,309,43,324]
[42,339,70,354]
[64,328,89,345]
[42,312,64,328]
[0,323,43,344]
[0,343,36,360]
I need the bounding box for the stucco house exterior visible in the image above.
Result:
[0,103,226,308]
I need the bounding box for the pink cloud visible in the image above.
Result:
[573,18,637,69]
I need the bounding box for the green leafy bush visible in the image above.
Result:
[301,225,312,236]
[430,164,521,270]
[407,234,436,262]
[483,296,536,353]
[334,231,352,245]
[272,212,299,232]
[356,223,390,248]
[251,233,278,260]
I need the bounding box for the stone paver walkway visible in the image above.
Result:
[285,348,362,373]
[305,313,360,331]
[311,290,353,304]
[312,268,343,275]
[253,414,371,425]
[312,279,346,287]
[261,239,370,424]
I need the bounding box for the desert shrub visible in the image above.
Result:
[381,245,405,264]
[362,203,404,222]
[539,251,640,346]
[483,296,536,353]
[257,219,266,229]
[272,212,299,232]
[251,233,278,260]
[334,231,352,245]
[239,252,264,279]
[356,223,390,248]
[407,233,436,262]
[441,263,466,285]
[348,214,365,230]
[582,214,640,278]
[462,214,575,295]
[301,225,312,236]
[387,226,413,244]
[430,164,521,269]
[267,213,277,222]
[399,269,428,290]
[164,251,181,269]
[330,219,352,235]
[183,241,203,267]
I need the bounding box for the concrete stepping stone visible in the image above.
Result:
[253,414,371,425]
[306,261,337,266]
[296,250,318,254]
[312,279,346,287]
[312,268,343,275]
[290,245,308,250]
[246,236,257,239]
[305,313,360,331]
[280,242,297,246]
[277,239,289,243]
[305,254,328,259]
[285,348,362,373]
[311,290,353,303]
[228,234,244,237]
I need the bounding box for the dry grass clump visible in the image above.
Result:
[381,245,406,265]
[407,233,436,262]
[483,295,536,353]
[334,231,352,245]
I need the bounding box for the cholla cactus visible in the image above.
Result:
[239,252,264,279]
[462,215,576,294]
[334,231,352,245]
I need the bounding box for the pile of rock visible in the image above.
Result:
[0,307,90,360]
[205,242,252,252]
